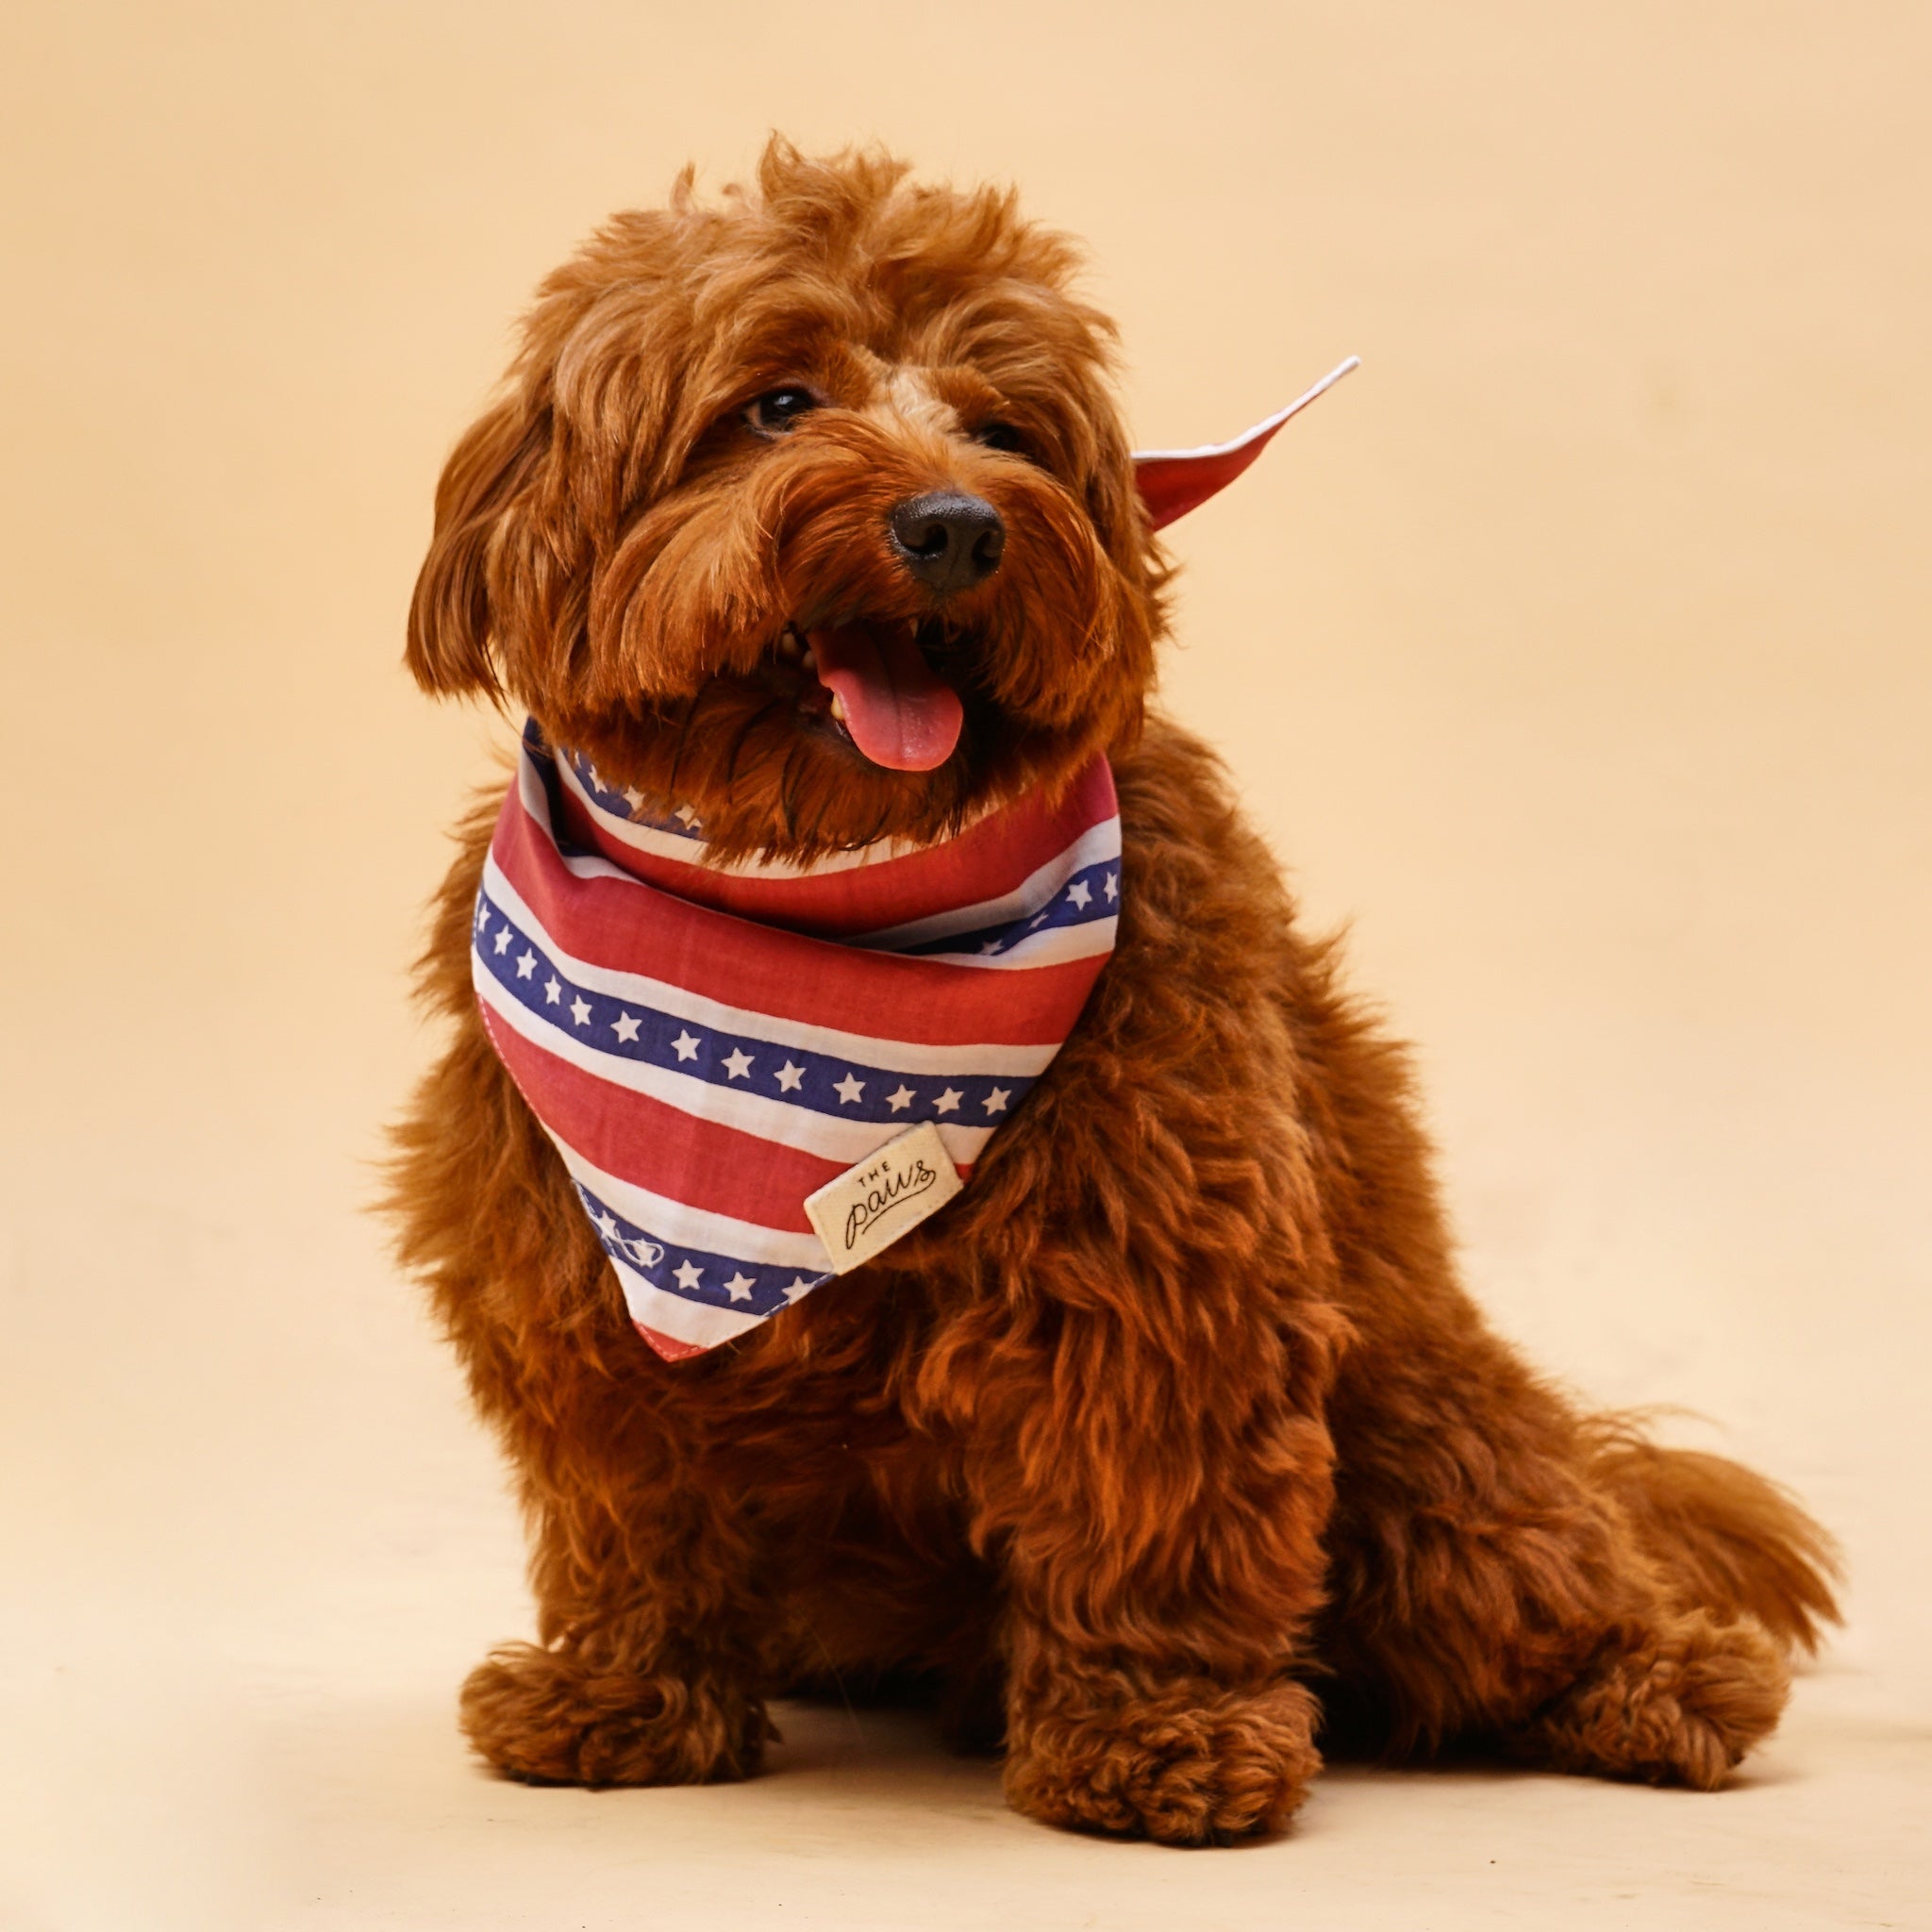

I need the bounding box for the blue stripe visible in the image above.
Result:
[575,1183,824,1318]
[565,750,707,841]
[473,889,1035,1130]
[888,857,1122,958]
[519,724,706,842]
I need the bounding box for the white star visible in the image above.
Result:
[774,1060,806,1092]
[594,1210,621,1239]
[493,927,514,955]
[784,1276,813,1301]
[475,905,489,931]
[1104,871,1118,902]
[1068,879,1092,909]
[934,1087,962,1115]
[835,1073,865,1106]
[570,995,592,1026]
[723,1272,756,1303]
[515,949,538,978]
[674,1259,704,1293]
[672,1029,701,1062]
[978,938,1003,955]
[611,1011,641,1043]
[543,975,561,1004]
[583,764,604,793]
[984,1087,1011,1114]
[622,786,645,812]
[1029,912,1050,929]
[886,1084,915,1112]
[674,804,702,829]
[723,1047,754,1081]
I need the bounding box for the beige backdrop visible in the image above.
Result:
[2,4,1927,1927]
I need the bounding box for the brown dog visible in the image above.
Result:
[388,140,1837,1843]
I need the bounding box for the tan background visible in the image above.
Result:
[3,3,1927,1926]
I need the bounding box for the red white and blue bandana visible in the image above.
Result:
[472,724,1121,1358]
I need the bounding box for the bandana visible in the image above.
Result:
[1132,357,1358,528]
[472,724,1121,1358]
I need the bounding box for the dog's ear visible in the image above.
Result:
[406,398,547,699]
[1084,409,1165,588]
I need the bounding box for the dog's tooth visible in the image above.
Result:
[828,692,847,723]
[777,630,802,660]
[802,646,818,672]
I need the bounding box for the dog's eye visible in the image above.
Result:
[974,421,1028,457]
[747,388,820,435]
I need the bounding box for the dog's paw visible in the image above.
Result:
[1004,1675,1321,1844]
[459,1642,771,1788]
[1512,1610,1790,1790]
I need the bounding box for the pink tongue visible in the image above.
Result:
[808,624,963,772]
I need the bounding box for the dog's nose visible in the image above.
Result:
[888,492,1005,595]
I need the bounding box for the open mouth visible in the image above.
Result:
[774,619,965,772]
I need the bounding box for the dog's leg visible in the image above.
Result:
[1276,960,1812,1790]
[458,1429,774,1789]
[1317,1331,1794,1788]
[1502,1607,1790,1790]
[946,1303,1344,1844]
[394,1013,773,1790]
[900,739,1360,1843]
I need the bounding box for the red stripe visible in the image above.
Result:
[483,1010,837,1229]
[557,757,1117,938]
[635,1322,706,1362]
[492,805,1110,1048]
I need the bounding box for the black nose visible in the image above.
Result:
[888,491,1005,595]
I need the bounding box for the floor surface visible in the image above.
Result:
[1,1186,1925,1931]
[3,1606,1924,1930]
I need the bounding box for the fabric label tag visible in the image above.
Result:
[804,1122,963,1274]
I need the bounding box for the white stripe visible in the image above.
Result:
[608,1253,771,1349]
[484,852,1059,1080]
[914,914,1119,971]
[851,818,1122,950]
[475,956,1000,1171]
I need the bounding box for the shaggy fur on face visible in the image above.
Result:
[388,140,1838,1845]
[407,144,1159,861]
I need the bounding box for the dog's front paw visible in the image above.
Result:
[459,1642,771,1788]
[1512,1610,1790,1790]
[1005,1674,1321,1844]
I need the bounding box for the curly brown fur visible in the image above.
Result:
[385,140,1839,1845]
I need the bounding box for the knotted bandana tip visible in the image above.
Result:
[1132,355,1359,530]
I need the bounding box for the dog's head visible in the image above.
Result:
[408,140,1168,860]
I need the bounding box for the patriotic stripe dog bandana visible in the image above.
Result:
[472,724,1121,1359]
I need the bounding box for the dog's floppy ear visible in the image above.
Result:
[1083,408,1164,583]
[406,398,547,699]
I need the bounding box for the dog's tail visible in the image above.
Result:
[1587,1419,1841,1653]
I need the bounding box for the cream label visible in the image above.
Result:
[804,1122,964,1274]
